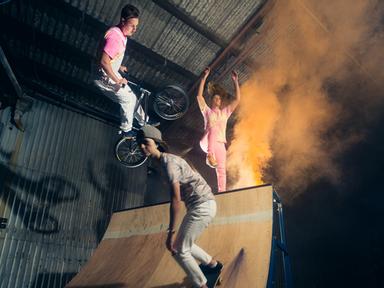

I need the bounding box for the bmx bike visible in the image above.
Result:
[115,80,188,168]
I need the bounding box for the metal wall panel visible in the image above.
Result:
[0,99,147,288]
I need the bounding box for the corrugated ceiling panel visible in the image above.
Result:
[4,0,255,82]
[218,62,253,93]
[247,15,296,67]
[123,52,192,88]
[149,17,220,72]
[67,0,126,26]
[135,2,173,48]
[170,0,265,42]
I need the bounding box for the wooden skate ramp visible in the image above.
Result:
[67,185,273,288]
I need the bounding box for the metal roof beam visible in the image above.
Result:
[152,0,227,48]
[152,0,259,70]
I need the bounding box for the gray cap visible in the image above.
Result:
[140,125,162,142]
[139,125,168,151]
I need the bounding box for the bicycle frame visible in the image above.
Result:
[125,80,151,127]
[115,80,188,167]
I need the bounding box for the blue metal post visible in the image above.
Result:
[267,236,277,288]
[274,189,293,288]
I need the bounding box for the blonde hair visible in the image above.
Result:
[207,82,227,100]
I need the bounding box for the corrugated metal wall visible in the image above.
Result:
[0,99,147,288]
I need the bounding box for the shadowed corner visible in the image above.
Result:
[221,248,246,287]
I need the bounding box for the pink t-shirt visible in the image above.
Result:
[94,27,127,84]
[103,27,127,60]
[199,105,233,153]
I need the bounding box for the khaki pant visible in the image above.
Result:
[94,77,146,132]
[174,200,217,287]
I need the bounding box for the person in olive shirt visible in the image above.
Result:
[137,125,223,288]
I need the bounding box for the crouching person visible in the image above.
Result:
[137,125,223,288]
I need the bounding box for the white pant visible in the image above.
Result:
[174,200,217,287]
[94,78,146,132]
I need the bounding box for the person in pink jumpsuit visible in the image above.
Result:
[196,68,241,192]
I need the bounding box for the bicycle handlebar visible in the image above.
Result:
[121,82,150,94]
[120,73,151,94]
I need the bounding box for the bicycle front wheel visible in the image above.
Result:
[115,137,148,168]
[153,85,189,120]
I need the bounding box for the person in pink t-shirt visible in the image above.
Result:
[94,4,147,136]
[197,68,241,192]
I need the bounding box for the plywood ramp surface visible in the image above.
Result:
[67,185,273,288]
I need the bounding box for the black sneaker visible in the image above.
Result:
[199,261,223,274]
[122,130,137,138]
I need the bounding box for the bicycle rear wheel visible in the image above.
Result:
[153,85,189,120]
[115,137,148,168]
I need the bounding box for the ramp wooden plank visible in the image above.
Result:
[67,185,273,288]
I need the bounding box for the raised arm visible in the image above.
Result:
[228,71,241,112]
[166,181,182,254]
[197,68,210,111]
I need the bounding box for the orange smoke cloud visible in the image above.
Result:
[227,75,280,188]
[227,0,381,199]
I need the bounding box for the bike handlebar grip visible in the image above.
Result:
[128,80,138,86]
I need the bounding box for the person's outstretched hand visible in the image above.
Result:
[231,70,239,82]
[202,67,211,78]
[117,78,128,87]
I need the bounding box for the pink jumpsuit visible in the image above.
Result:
[199,105,233,192]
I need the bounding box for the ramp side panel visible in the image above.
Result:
[105,185,273,238]
[147,220,272,287]
[67,185,273,288]
[66,235,174,288]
